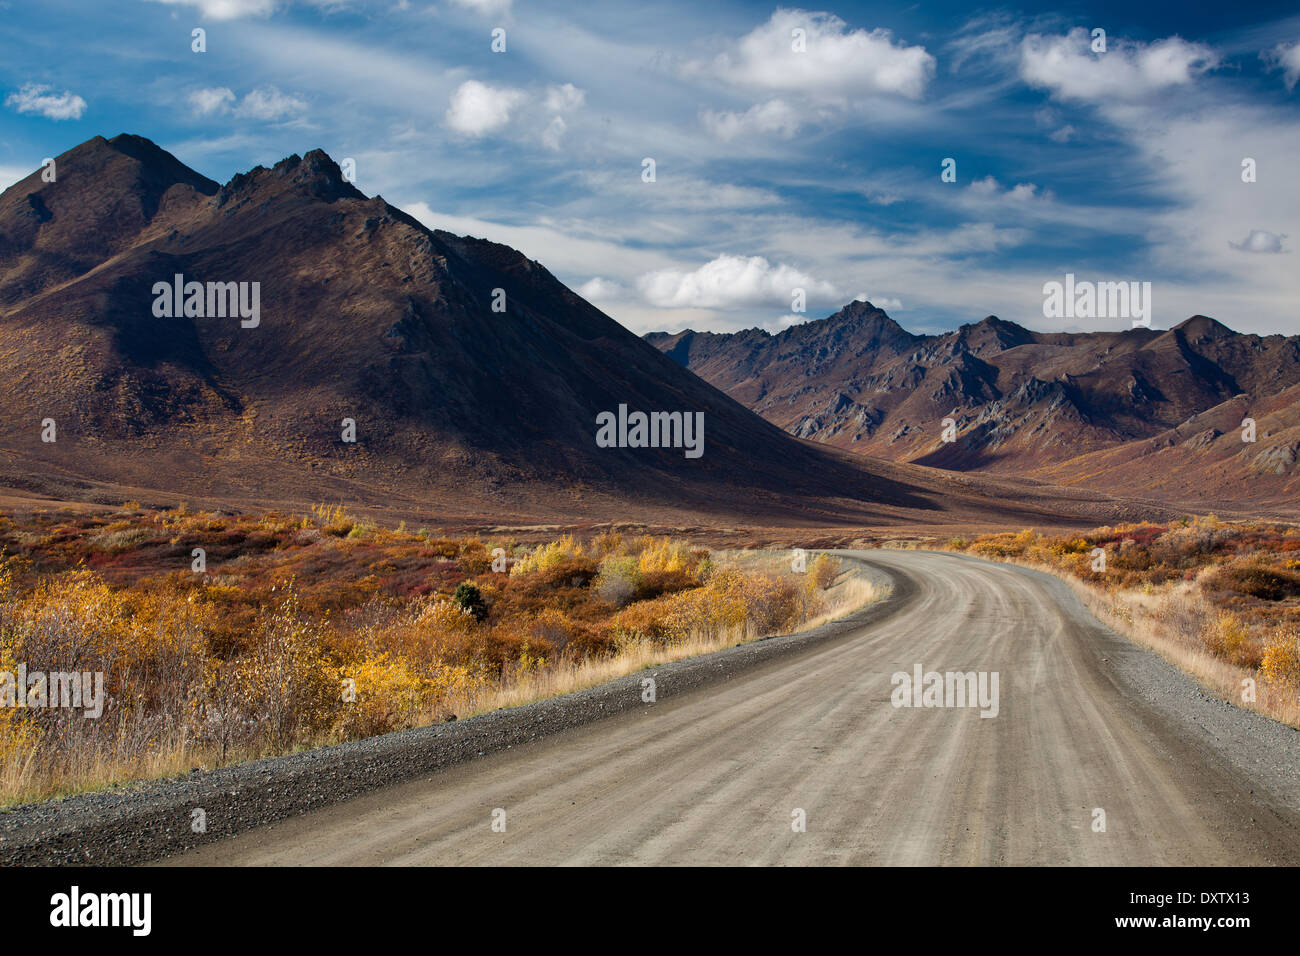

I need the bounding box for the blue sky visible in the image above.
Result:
[2,0,1298,336]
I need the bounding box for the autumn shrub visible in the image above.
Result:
[0,513,857,803]
[595,555,639,607]
[1261,624,1300,687]
[510,536,584,575]
[808,552,839,590]
[1205,563,1300,602]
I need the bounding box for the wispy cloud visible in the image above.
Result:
[1262,41,1300,91]
[145,0,278,19]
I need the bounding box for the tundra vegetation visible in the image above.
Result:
[0,503,853,805]
[944,517,1300,727]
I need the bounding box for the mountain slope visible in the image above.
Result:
[0,134,1136,529]
[647,303,1300,507]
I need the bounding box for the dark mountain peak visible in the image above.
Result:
[217,147,365,208]
[953,314,1035,352]
[0,133,218,203]
[103,134,220,195]
[825,298,904,329]
[804,299,916,348]
[0,134,223,305]
[1170,315,1237,340]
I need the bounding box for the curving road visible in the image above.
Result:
[163,550,1300,866]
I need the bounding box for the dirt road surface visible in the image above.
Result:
[164,550,1300,865]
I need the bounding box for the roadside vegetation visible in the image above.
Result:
[942,516,1300,727]
[0,503,870,805]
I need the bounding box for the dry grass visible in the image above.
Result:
[460,556,888,717]
[934,518,1300,729]
[0,505,881,806]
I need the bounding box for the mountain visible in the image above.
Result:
[0,134,1140,530]
[647,303,1300,509]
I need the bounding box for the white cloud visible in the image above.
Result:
[538,84,584,149]
[967,176,1044,202]
[235,86,308,121]
[187,86,305,121]
[450,0,511,17]
[5,83,87,121]
[577,170,781,211]
[855,293,903,310]
[544,83,585,113]
[636,254,839,310]
[1020,29,1219,103]
[1262,42,1300,92]
[445,80,526,137]
[576,277,629,301]
[541,116,567,151]
[1229,230,1287,254]
[700,99,803,141]
[145,0,278,19]
[189,87,236,116]
[700,9,935,101]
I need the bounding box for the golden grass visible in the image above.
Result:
[948,552,1300,730]
[0,523,882,807]
[1058,571,1300,728]
[452,555,888,717]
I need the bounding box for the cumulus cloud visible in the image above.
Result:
[636,254,839,310]
[576,277,629,301]
[238,86,308,120]
[446,80,584,146]
[1229,230,1286,254]
[701,99,804,141]
[1262,42,1300,92]
[445,80,527,137]
[701,9,935,101]
[5,83,87,121]
[1020,28,1218,103]
[188,86,306,121]
[189,87,236,116]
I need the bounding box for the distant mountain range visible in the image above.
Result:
[647,301,1300,510]
[0,134,1140,530]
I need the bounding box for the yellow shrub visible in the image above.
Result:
[1261,625,1300,686]
[334,653,431,739]
[510,536,584,575]
[636,538,692,575]
[808,553,839,590]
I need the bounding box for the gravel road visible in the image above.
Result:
[157,550,1300,866]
